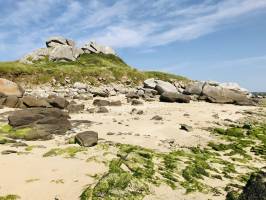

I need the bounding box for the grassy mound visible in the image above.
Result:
[0,54,188,85]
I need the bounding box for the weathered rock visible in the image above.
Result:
[126,92,139,99]
[75,131,98,147]
[110,100,122,106]
[151,115,163,120]
[8,108,71,140]
[47,96,69,109]
[73,82,87,90]
[144,78,156,89]
[19,48,51,64]
[96,106,109,113]
[93,99,110,107]
[160,92,190,103]
[238,171,266,200]
[87,107,96,113]
[82,41,116,55]
[155,80,177,94]
[67,103,85,113]
[184,82,205,95]
[49,45,76,61]
[22,96,51,108]
[4,95,18,108]
[0,78,24,97]
[131,99,143,105]
[46,36,75,48]
[202,84,253,105]
[1,150,17,155]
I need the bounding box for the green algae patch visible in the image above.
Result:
[0,195,20,200]
[43,146,87,158]
[0,124,32,140]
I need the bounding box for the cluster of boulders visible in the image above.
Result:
[20,36,116,64]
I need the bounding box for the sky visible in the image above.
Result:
[0,0,266,91]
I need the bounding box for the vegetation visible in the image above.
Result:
[0,124,32,140]
[0,195,20,200]
[43,146,87,158]
[0,54,188,85]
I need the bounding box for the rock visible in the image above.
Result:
[96,106,109,113]
[238,171,266,200]
[82,41,116,55]
[1,150,17,155]
[73,82,87,90]
[8,108,71,140]
[0,78,24,97]
[126,92,139,99]
[4,95,19,108]
[202,84,254,105]
[155,80,177,94]
[49,45,76,61]
[46,36,75,48]
[180,124,193,132]
[75,131,98,147]
[47,96,69,109]
[110,100,122,106]
[93,99,110,107]
[151,115,163,120]
[67,103,85,113]
[143,88,158,96]
[87,107,96,113]
[90,88,109,97]
[144,78,156,89]
[160,92,190,103]
[130,108,144,115]
[184,82,205,95]
[131,99,143,105]
[19,48,51,64]
[22,96,51,108]
[219,82,249,94]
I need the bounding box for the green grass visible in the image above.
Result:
[0,124,32,140]
[0,54,188,85]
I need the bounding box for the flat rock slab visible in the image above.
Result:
[75,131,98,147]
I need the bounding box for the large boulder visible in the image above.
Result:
[46,36,75,48]
[75,131,98,147]
[47,96,69,109]
[202,84,253,105]
[22,96,51,108]
[155,80,177,94]
[8,108,71,140]
[144,78,156,89]
[49,45,77,61]
[220,82,249,94]
[0,78,24,97]
[19,48,51,64]
[238,171,266,200]
[184,82,205,95]
[160,92,190,103]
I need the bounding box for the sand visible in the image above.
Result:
[0,99,260,200]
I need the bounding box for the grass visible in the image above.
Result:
[43,146,87,158]
[0,54,188,85]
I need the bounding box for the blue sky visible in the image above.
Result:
[0,0,266,91]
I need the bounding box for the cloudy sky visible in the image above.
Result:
[0,0,266,91]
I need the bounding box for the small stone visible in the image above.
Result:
[180,124,193,132]
[1,150,17,155]
[131,99,143,105]
[151,115,163,120]
[96,107,109,113]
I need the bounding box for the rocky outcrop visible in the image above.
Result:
[0,78,24,97]
[20,36,116,64]
[8,108,71,140]
[82,41,116,55]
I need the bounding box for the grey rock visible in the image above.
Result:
[47,96,69,109]
[144,78,156,89]
[93,99,110,106]
[184,82,205,95]
[180,124,193,132]
[151,115,163,120]
[67,103,85,113]
[96,106,109,113]
[0,78,24,97]
[22,96,51,108]
[1,150,17,155]
[155,80,177,94]
[131,99,143,105]
[49,45,76,61]
[110,100,122,106]
[4,95,19,108]
[160,92,190,103]
[75,131,98,147]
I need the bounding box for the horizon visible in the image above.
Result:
[0,0,266,91]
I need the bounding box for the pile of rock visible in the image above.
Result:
[184,81,254,105]
[20,36,116,64]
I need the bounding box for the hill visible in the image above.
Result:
[0,53,188,85]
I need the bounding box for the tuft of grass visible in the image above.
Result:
[43,146,86,158]
[0,124,32,140]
